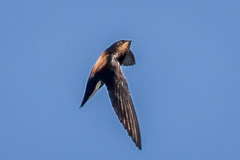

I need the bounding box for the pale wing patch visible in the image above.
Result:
[86,81,103,103]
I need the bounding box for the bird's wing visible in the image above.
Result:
[80,53,107,107]
[103,64,141,149]
[80,78,104,107]
[122,50,135,66]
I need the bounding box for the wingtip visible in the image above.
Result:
[79,102,85,109]
[80,98,87,108]
[136,141,142,150]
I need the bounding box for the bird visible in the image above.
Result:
[80,40,141,150]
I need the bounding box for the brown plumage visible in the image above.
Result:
[80,40,141,150]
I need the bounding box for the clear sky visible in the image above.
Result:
[1,0,240,159]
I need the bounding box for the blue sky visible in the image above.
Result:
[1,0,240,159]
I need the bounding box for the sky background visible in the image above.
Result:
[1,0,240,159]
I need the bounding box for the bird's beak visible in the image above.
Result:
[124,40,132,47]
[118,40,132,51]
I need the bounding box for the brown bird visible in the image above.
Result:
[80,40,141,150]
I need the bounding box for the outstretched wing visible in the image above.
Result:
[80,77,103,107]
[80,53,107,107]
[103,63,141,150]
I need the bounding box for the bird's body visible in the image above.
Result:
[81,40,141,150]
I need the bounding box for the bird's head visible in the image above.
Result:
[108,40,132,53]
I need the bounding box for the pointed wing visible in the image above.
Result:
[80,52,107,107]
[103,63,141,149]
[80,77,104,107]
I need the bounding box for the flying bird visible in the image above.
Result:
[80,40,141,150]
